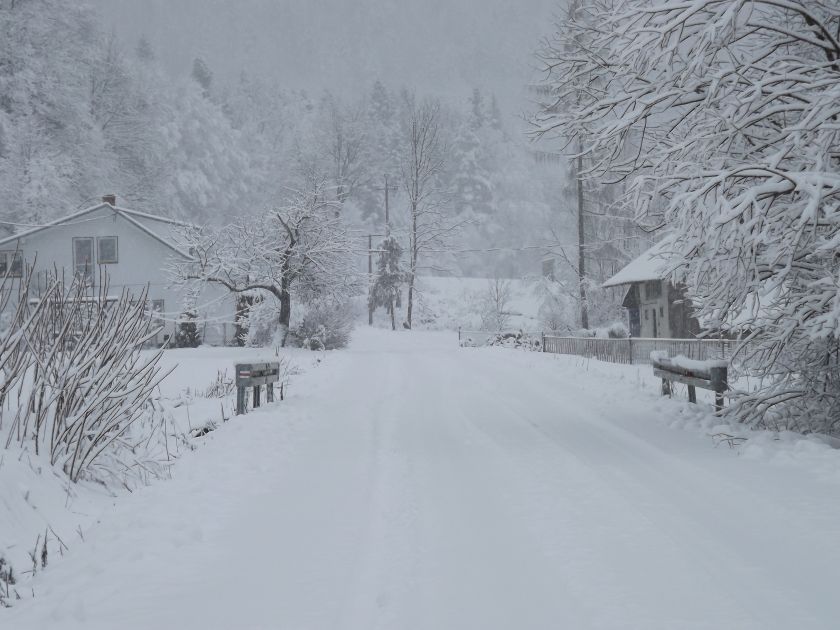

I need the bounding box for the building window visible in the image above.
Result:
[97,236,118,264]
[73,237,94,281]
[0,251,23,277]
[659,306,664,318]
[645,280,662,299]
[644,309,649,320]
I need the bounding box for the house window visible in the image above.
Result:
[659,306,664,318]
[0,251,23,277]
[644,309,649,320]
[97,236,118,264]
[72,237,94,281]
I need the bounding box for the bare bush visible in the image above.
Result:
[0,266,172,483]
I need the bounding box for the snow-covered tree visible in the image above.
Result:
[369,235,404,331]
[171,182,358,346]
[533,0,840,431]
[399,97,460,329]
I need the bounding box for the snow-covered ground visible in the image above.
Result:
[5,328,840,629]
[0,344,315,602]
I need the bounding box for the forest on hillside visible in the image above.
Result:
[0,0,642,319]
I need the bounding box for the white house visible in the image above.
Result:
[0,196,234,345]
[603,240,700,339]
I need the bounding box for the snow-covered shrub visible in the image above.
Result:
[535,279,575,333]
[0,555,16,607]
[488,330,542,351]
[203,370,235,398]
[292,300,354,350]
[607,322,628,339]
[244,295,280,348]
[0,269,171,484]
[175,311,201,348]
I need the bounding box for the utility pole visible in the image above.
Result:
[380,174,398,236]
[577,148,589,330]
[368,233,374,325]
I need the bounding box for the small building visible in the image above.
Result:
[603,241,700,339]
[0,196,234,345]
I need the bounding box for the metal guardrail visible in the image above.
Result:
[652,354,728,411]
[235,362,280,415]
[542,336,739,365]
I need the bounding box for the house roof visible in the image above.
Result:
[602,239,675,288]
[0,202,195,260]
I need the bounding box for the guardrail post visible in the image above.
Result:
[710,365,727,413]
[235,361,280,415]
[236,386,246,415]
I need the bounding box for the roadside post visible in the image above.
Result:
[235,362,280,415]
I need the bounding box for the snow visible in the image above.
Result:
[5,328,840,629]
[602,239,674,288]
[0,344,311,600]
[651,352,728,373]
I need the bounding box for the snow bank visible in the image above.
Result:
[0,344,313,606]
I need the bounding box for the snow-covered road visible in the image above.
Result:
[7,329,840,629]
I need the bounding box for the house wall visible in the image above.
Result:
[0,206,235,345]
[637,279,671,338]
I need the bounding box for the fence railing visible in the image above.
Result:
[542,336,741,365]
[459,329,748,366]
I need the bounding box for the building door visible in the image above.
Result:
[628,308,641,337]
[652,308,658,338]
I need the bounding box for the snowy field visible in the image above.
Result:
[4,328,840,629]
[380,275,544,331]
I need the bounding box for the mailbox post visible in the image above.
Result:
[235,362,281,415]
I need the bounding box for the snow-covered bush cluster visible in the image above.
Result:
[534,0,840,434]
[0,269,171,485]
[487,331,542,351]
[292,300,355,351]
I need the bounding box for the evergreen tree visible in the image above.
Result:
[175,311,201,348]
[191,57,213,97]
[369,236,404,331]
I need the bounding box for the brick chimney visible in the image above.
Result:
[102,194,116,206]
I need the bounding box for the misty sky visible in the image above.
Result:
[92,0,558,114]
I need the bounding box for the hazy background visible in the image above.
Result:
[91,0,557,114]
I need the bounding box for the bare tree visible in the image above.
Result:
[318,95,369,208]
[400,98,459,329]
[480,276,513,332]
[171,182,357,345]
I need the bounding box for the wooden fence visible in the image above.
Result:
[542,336,741,365]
